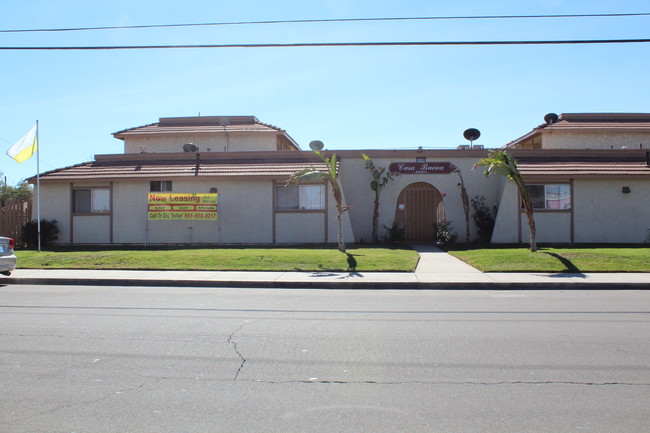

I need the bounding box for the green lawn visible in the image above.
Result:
[447,246,650,273]
[15,246,420,272]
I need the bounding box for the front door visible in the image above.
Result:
[394,182,445,243]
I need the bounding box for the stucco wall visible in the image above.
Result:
[73,215,111,243]
[36,183,72,244]
[491,181,519,243]
[520,213,572,244]
[112,179,275,245]
[492,178,650,244]
[340,155,500,243]
[275,213,326,243]
[573,179,650,243]
[492,181,573,244]
[123,133,279,153]
[53,177,353,245]
[542,130,650,150]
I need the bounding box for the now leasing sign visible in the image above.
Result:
[148,193,218,220]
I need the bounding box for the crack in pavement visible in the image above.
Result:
[226,319,265,380]
[0,380,154,426]
[240,379,650,386]
[132,375,650,387]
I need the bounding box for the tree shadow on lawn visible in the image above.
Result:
[543,251,586,277]
[292,253,364,278]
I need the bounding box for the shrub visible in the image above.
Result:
[471,195,497,243]
[383,222,405,246]
[435,221,457,245]
[21,219,59,249]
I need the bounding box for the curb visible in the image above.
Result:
[3,277,650,290]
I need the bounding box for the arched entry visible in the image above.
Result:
[394,182,445,244]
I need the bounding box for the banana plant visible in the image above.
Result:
[450,164,470,246]
[474,150,537,252]
[362,154,398,244]
[286,151,350,252]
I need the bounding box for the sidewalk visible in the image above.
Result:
[2,246,648,290]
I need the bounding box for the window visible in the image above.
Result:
[526,184,571,210]
[150,181,173,192]
[276,185,325,210]
[74,188,110,213]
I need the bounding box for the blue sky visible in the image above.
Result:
[2,0,649,184]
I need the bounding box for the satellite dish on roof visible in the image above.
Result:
[544,113,559,124]
[183,143,199,152]
[309,140,324,151]
[463,128,481,143]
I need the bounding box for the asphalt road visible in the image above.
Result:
[1,284,649,433]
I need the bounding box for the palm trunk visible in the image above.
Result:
[516,179,537,252]
[336,204,346,252]
[524,203,537,252]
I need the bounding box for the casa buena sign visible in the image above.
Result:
[389,162,453,175]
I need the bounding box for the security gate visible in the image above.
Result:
[394,182,445,243]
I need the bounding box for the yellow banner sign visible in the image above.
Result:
[148,193,218,220]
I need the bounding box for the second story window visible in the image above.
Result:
[150,181,173,192]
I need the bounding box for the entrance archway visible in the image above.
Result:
[394,182,445,244]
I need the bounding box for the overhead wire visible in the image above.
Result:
[1,39,650,50]
[1,12,650,33]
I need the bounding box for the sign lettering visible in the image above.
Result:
[147,193,218,221]
[389,162,453,175]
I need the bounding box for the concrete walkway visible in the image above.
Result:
[2,246,648,290]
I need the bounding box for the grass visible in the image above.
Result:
[15,246,420,272]
[447,245,650,273]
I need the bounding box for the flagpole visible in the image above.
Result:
[36,120,41,252]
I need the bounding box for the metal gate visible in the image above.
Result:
[394,182,444,243]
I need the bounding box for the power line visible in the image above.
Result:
[1,39,650,50]
[1,12,650,33]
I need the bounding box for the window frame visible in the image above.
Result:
[524,183,572,211]
[275,183,327,212]
[150,180,173,192]
[73,187,111,215]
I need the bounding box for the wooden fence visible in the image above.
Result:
[0,200,32,246]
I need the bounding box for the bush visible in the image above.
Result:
[21,219,59,249]
[435,221,457,245]
[471,195,497,243]
[383,222,405,246]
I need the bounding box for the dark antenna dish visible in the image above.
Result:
[183,143,199,152]
[544,113,559,124]
[463,128,481,144]
[309,140,324,151]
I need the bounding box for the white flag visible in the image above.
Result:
[7,124,38,163]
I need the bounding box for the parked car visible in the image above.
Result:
[0,237,17,276]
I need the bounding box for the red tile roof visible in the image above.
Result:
[33,154,334,181]
[113,116,288,138]
[517,160,650,176]
[504,113,650,148]
[112,116,301,150]
[540,113,650,130]
[514,151,650,177]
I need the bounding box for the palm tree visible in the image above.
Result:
[286,151,350,252]
[362,154,398,244]
[473,150,537,252]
